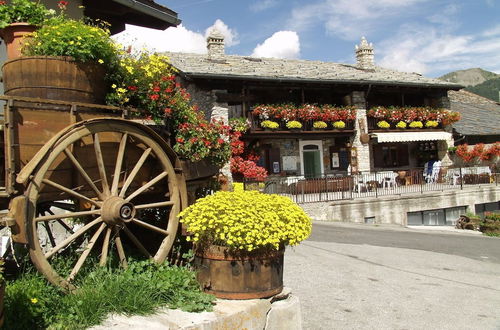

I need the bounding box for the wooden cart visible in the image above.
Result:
[0,95,189,291]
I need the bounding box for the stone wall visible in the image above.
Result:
[303,185,500,225]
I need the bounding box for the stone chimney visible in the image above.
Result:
[355,37,374,69]
[207,28,225,58]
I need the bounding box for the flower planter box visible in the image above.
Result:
[195,245,284,299]
[2,56,106,104]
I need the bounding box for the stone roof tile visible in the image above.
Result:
[164,52,462,88]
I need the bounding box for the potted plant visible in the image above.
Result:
[333,120,346,129]
[286,120,302,130]
[409,121,423,129]
[179,189,312,299]
[425,120,439,128]
[395,121,407,129]
[260,120,280,130]
[376,120,390,129]
[6,15,119,103]
[0,0,54,59]
[313,120,327,130]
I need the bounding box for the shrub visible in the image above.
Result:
[0,0,54,29]
[4,261,214,329]
[22,17,118,66]
[179,190,312,252]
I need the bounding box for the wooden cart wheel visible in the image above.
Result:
[25,120,181,290]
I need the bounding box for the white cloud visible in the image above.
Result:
[113,19,238,54]
[287,0,428,40]
[251,31,300,59]
[204,19,239,47]
[377,24,500,76]
[250,0,279,12]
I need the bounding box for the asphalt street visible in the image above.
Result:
[284,222,500,330]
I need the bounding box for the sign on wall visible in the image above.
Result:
[282,156,298,171]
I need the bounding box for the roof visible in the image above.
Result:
[449,90,500,136]
[84,0,180,34]
[164,52,463,89]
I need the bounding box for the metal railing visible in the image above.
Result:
[243,165,498,203]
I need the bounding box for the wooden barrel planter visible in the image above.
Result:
[195,245,284,299]
[2,56,106,104]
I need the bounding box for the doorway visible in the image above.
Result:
[299,140,324,178]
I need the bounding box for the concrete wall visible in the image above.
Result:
[303,185,500,226]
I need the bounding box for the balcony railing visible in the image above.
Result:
[243,165,498,204]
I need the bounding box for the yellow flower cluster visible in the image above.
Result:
[178,190,312,251]
[377,120,390,129]
[409,121,423,128]
[425,120,439,128]
[333,120,346,129]
[286,120,303,129]
[261,120,279,129]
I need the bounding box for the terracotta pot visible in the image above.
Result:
[195,245,284,299]
[3,56,106,103]
[0,23,37,60]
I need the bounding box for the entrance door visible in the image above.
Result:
[299,140,324,178]
[303,149,321,177]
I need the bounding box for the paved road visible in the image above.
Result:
[309,222,500,264]
[284,222,500,330]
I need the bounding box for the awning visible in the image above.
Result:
[371,131,452,143]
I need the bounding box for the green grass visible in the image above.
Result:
[3,260,214,329]
[483,232,500,237]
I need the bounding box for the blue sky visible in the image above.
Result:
[115,0,500,78]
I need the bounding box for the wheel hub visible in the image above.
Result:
[101,196,135,225]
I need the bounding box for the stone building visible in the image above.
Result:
[165,30,462,179]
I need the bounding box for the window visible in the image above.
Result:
[373,143,409,168]
[408,206,467,226]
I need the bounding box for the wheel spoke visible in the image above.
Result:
[123,225,152,259]
[125,171,168,202]
[56,220,75,235]
[42,222,57,248]
[68,223,106,281]
[35,209,100,223]
[64,148,104,200]
[46,201,77,212]
[47,208,75,234]
[41,179,101,208]
[119,148,152,198]
[114,227,128,269]
[111,133,128,196]
[99,227,112,267]
[135,201,175,209]
[45,217,102,259]
[131,218,169,236]
[94,133,110,197]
